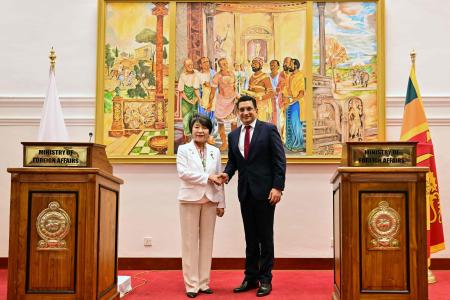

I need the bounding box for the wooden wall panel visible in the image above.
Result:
[97,186,118,298]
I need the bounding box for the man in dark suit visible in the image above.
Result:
[219,95,286,297]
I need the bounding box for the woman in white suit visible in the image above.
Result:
[176,114,225,298]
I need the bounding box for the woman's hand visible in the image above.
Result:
[216,208,225,217]
[208,174,224,185]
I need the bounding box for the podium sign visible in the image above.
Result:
[342,142,416,167]
[24,145,88,167]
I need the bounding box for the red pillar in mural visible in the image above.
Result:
[152,2,168,129]
[204,3,216,68]
[317,2,326,76]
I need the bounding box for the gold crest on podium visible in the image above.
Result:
[36,201,71,250]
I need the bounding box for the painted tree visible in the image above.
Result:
[136,28,169,72]
[135,28,169,52]
[126,60,155,98]
[136,28,169,44]
[105,44,115,76]
[163,46,168,64]
[325,37,348,92]
[368,55,377,82]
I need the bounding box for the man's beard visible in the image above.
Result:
[252,66,262,72]
[283,65,290,72]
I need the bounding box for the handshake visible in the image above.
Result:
[208,173,229,186]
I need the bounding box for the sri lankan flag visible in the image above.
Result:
[400,63,445,254]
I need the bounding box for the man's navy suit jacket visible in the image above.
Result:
[224,120,286,201]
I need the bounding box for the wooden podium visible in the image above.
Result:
[7,143,123,300]
[331,142,428,299]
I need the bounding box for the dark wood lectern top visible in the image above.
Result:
[7,167,124,184]
[331,166,429,183]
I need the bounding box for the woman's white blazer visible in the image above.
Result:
[176,141,225,208]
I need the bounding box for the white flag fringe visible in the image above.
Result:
[37,68,69,142]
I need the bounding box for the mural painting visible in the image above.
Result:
[312,2,379,155]
[95,1,384,162]
[102,3,170,158]
[174,2,307,155]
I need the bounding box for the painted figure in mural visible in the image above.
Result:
[277,57,292,143]
[210,58,238,151]
[269,60,281,125]
[197,57,216,144]
[348,99,364,141]
[218,96,286,297]
[178,58,200,142]
[242,61,251,90]
[254,41,261,59]
[214,25,230,60]
[243,57,274,123]
[196,57,215,116]
[283,58,304,151]
[176,114,225,298]
[234,63,246,95]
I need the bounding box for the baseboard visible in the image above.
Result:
[0,257,6,269]
[430,258,450,270]
[1,257,450,270]
[118,258,333,270]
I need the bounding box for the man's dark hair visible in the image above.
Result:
[217,57,227,68]
[292,58,301,70]
[237,95,257,109]
[189,114,213,133]
[197,57,211,69]
[270,59,280,67]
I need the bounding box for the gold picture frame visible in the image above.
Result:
[95,0,385,164]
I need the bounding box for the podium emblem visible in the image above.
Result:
[367,201,400,250]
[36,201,71,250]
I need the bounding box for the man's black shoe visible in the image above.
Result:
[186,292,198,298]
[199,288,213,294]
[256,283,272,297]
[233,280,259,293]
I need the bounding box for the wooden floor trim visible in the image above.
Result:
[1,257,450,270]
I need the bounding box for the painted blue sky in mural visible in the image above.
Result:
[313,2,377,67]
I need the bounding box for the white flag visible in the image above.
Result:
[37,68,69,142]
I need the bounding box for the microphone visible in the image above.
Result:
[89,132,93,143]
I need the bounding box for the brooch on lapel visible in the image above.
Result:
[210,152,214,159]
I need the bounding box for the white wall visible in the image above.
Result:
[1,0,450,259]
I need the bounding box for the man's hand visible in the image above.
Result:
[218,173,229,184]
[208,174,223,185]
[268,188,282,205]
[216,208,225,217]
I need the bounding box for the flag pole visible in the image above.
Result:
[49,47,56,71]
[410,49,416,67]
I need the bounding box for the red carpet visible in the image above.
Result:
[1,269,450,299]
